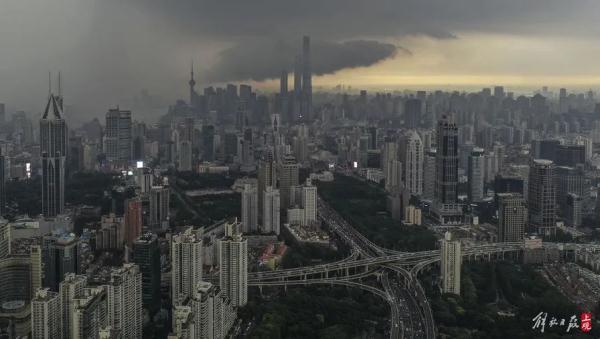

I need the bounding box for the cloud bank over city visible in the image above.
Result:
[1,0,600,121]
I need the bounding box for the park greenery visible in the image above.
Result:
[421,261,598,338]
[317,173,437,251]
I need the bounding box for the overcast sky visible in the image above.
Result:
[1,0,600,123]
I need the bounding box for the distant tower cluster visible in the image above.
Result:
[289,36,313,123]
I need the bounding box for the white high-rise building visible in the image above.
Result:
[441,232,461,295]
[71,287,109,339]
[302,179,317,225]
[60,274,88,339]
[262,186,281,235]
[219,231,248,307]
[106,264,142,339]
[178,140,193,171]
[241,184,258,233]
[399,131,423,196]
[186,281,237,339]
[31,288,62,339]
[172,227,203,306]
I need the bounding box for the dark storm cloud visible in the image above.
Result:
[204,40,404,83]
[1,0,599,123]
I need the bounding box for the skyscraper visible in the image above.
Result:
[171,227,203,305]
[0,153,6,216]
[42,232,80,291]
[59,273,88,339]
[0,219,10,259]
[423,149,437,201]
[279,70,289,118]
[279,154,300,209]
[149,185,170,230]
[132,233,161,315]
[106,264,142,339]
[31,288,62,339]
[302,179,317,225]
[293,55,303,122]
[301,36,312,121]
[104,108,132,165]
[219,231,248,307]
[440,232,461,295]
[404,99,422,129]
[497,193,526,242]
[178,140,193,171]
[257,153,276,224]
[435,115,459,204]
[433,115,463,224]
[70,287,109,339]
[241,184,258,233]
[262,186,280,235]
[399,131,424,196]
[468,148,485,202]
[40,93,67,217]
[528,159,556,236]
[186,281,235,339]
[124,198,143,247]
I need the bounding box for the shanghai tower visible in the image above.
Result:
[301,36,312,121]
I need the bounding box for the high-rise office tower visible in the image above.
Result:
[241,184,258,233]
[280,70,289,118]
[423,149,437,201]
[404,99,422,129]
[0,103,4,125]
[31,288,62,339]
[42,232,80,291]
[189,61,197,109]
[136,167,153,193]
[257,152,277,224]
[293,55,303,122]
[497,193,526,242]
[106,264,142,339]
[171,227,203,305]
[59,273,88,339]
[178,140,193,171]
[0,153,6,216]
[70,287,109,339]
[279,154,299,209]
[149,185,170,230]
[262,186,280,235]
[555,166,585,213]
[528,159,556,236]
[302,179,317,225]
[104,108,132,164]
[435,115,459,204]
[132,233,161,315]
[565,193,583,228]
[399,131,424,196]
[385,160,403,192]
[555,144,585,167]
[0,219,10,259]
[440,231,461,295]
[124,198,143,247]
[40,93,67,217]
[468,148,485,202]
[382,140,398,177]
[301,36,312,121]
[219,231,248,307]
